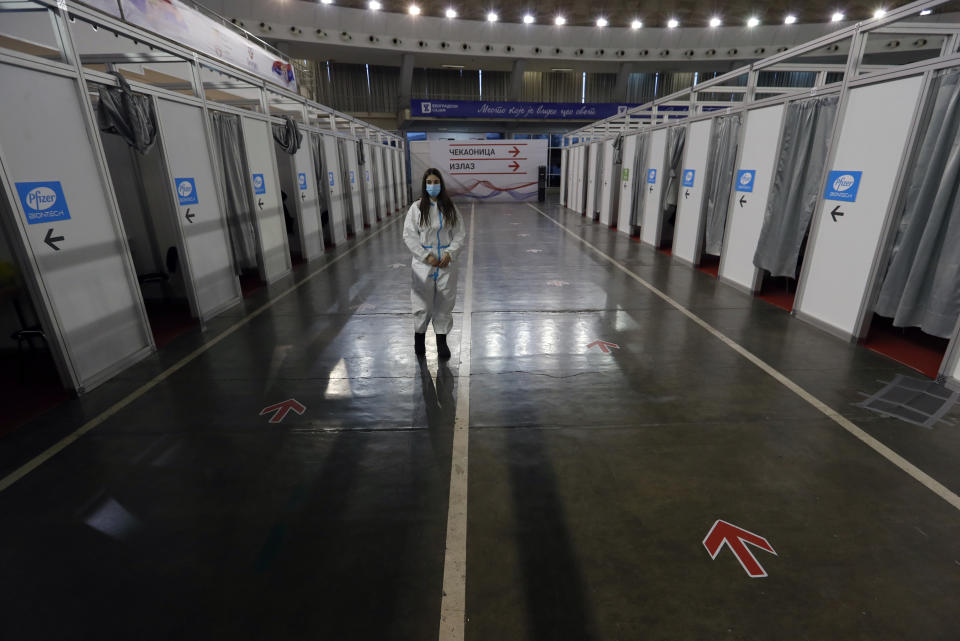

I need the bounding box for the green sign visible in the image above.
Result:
[622,168,630,182]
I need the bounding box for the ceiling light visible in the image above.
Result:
[552,68,572,71]
[445,7,457,18]
[832,11,845,22]
[368,0,380,10]
[784,14,797,24]
[709,17,721,27]
[321,0,332,4]
[667,18,679,29]
[487,11,498,22]
[523,14,534,24]
[920,9,932,15]
[408,4,420,15]
[747,16,760,27]
[873,8,886,19]
[555,15,566,25]
[596,17,608,27]
[631,19,642,29]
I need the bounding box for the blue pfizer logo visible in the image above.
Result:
[298,172,307,190]
[328,171,335,187]
[647,168,657,184]
[16,180,71,225]
[735,169,755,193]
[175,177,198,205]
[824,170,862,202]
[682,169,696,188]
[252,173,266,194]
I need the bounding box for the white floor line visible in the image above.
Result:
[438,203,475,640]
[0,215,405,495]
[528,203,960,513]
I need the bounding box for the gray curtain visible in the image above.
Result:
[271,116,303,155]
[875,69,960,338]
[662,126,686,214]
[753,95,839,277]
[703,114,743,256]
[629,132,650,227]
[96,72,157,154]
[209,111,258,272]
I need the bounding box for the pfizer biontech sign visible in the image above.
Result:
[823,170,863,202]
[15,181,72,224]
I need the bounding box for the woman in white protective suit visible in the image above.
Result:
[402,168,467,359]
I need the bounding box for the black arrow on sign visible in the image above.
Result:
[830,205,844,222]
[739,195,747,208]
[44,228,64,251]
[185,208,195,223]
[301,192,306,201]
[649,184,654,192]
[258,198,264,211]
[684,189,691,199]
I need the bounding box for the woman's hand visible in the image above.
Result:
[438,254,451,268]
[426,254,440,267]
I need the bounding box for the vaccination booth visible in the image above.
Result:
[563,1,960,386]
[0,0,404,400]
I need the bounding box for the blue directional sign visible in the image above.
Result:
[824,170,862,202]
[175,177,199,205]
[735,170,756,193]
[328,171,335,187]
[682,169,696,188]
[16,181,71,225]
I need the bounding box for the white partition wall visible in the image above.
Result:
[598,139,618,227]
[672,120,713,264]
[343,140,365,235]
[291,138,324,259]
[616,135,638,235]
[155,97,241,319]
[570,147,581,212]
[371,145,387,219]
[585,142,599,218]
[241,115,290,282]
[795,74,925,339]
[639,129,668,247]
[0,62,152,392]
[360,142,377,226]
[320,134,348,244]
[383,144,397,216]
[718,104,786,293]
[392,147,405,211]
[560,148,568,207]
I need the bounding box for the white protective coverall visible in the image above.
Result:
[402,199,467,334]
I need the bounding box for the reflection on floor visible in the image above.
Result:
[864,314,949,379]
[0,350,69,437]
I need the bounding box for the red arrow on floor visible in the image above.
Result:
[508,160,520,172]
[586,340,620,353]
[509,145,521,157]
[703,520,777,578]
[259,398,307,423]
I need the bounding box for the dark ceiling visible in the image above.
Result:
[301,0,927,27]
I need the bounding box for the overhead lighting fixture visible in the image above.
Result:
[832,11,845,22]
[747,16,760,27]
[487,11,498,22]
[784,14,797,24]
[709,16,722,27]
[920,9,932,15]
[445,7,457,18]
[631,19,642,29]
[442,64,464,69]
[555,15,566,25]
[873,8,887,19]
[408,4,420,15]
[321,0,333,4]
[552,68,573,71]
[368,0,381,10]
[523,14,535,24]
[667,18,679,29]
[596,17,608,27]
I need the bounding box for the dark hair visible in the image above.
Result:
[419,168,457,227]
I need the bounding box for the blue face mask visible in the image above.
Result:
[426,184,441,198]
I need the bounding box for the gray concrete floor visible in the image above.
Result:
[1,198,959,640]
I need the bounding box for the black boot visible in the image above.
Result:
[436,334,451,360]
[414,332,426,356]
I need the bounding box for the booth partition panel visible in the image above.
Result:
[0,64,152,391]
[718,104,786,292]
[585,143,599,219]
[672,120,712,264]
[796,74,926,338]
[392,148,404,211]
[373,145,389,219]
[343,140,365,235]
[639,129,668,246]
[560,148,568,207]
[383,145,397,215]
[359,142,377,226]
[155,98,240,319]
[616,135,638,234]
[240,116,290,282]
[291,137,324,260]
[320,134,348,244]
[598,139,618,227]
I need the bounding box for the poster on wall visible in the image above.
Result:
[410,140,548,202]
[119,0,297,92]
